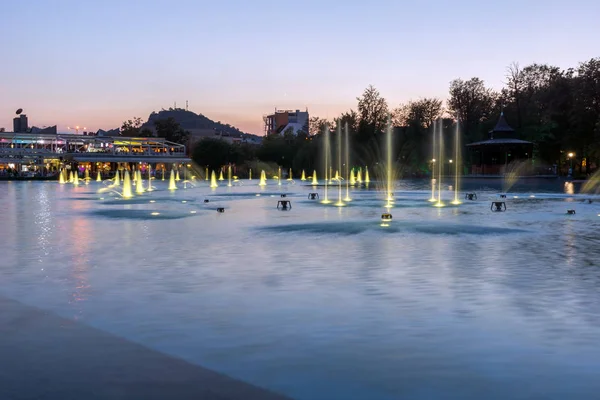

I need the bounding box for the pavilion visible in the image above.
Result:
[466,112,533,175]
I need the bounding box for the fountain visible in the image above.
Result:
[311,170,318,185]
[84,168,90,181]
[357,167,362,184]
[122,170,133,198]
[249,169,252,180]
[68,171,74,183]
[344,123,352,202]
[147,165,154,192]
[259,170,267,186]
[73,171,79,186]
[349,169,356,186]
[205,167,209,181]
[429,124,437,202]
[136,169,144,194]
[210,170,219,188]
[364,167,370,184]
[435,119,445,207]
[162,168,165,181]
[277,167,282,186]
[384,119,394,208]
[301,170,306,181]
[219,170,224,181]
[96,171,102,182]
[168,169,177,190]
[287,168,293,181]
[451,119,461,205]
[228,165,232,187]
[175,170,181,181]
[114,170,120,186]
[322,125,331,204]
[59,169,65,184]
[334,122,345,207]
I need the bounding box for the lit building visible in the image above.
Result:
[13,114,28,133]
[263,108,309,136]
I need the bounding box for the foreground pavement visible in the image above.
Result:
[0,296,292,400]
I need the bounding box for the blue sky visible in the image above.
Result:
[1,0,598,134]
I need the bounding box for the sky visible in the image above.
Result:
[1,0,599,135]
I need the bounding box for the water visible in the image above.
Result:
[1,178,600,399]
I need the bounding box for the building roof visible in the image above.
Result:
[489,111,514,134]
[466,138,532,147]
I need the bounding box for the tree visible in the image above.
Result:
[339,109,359,134]
[153,117,190,144]
[357,85,389,141]
[309,116,330,136]
[120,117,143,136]
[191,138,233,171]
[447,78,496,142]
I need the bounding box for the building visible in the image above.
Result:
[0,131,189,178]
[263,109,309,136]
[466,112,533,175]
[13,114,28,133]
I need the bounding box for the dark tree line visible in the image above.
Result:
[190,57,600,177]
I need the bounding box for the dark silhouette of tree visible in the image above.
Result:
[447,78,496,142]
[357,85,389,142]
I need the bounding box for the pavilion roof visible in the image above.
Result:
[489,111,515,134]
[466,138,532,147]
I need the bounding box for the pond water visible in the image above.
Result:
[1,177,600,400]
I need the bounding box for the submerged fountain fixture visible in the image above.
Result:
[277,200,291,210]
[491,201,506,212]
[217,207,225,213]
[465,193,477,201]
[567,209,576,215]
[204,199,210,203]
[308,193,319,200]
[381,213,392,221]
[500,194,507,199]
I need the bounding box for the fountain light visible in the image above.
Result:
[151,212,160,216]
[149,200,156,203]
[190,211,197,214]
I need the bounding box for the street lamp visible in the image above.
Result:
[67,125,87,134]
[568,152,574,167]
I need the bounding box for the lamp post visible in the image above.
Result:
[67,125,87,135]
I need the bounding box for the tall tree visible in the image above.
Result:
[447,78,496,142]
[120,117,143,137]
[357,85,389,141]
[154,117,190,144]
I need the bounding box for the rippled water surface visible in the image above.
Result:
[1,178,600,399]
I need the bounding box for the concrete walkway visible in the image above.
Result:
[0,296,292,400]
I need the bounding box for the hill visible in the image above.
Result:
[142,108,254,138]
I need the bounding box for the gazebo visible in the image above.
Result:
[466,112,533,175]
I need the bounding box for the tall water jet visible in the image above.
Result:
[204,167,209,181]
[334,122,345,206]
[277,166,282,186]
[249,169,252,180]
[162,168,165,181]
[451,118,461,205]
[365,167,370,184]
[329,167,333,184]
[136,169,145,194]
[73,171,79,186]
[210,170,219,188]
[122,170,133,198]
[219,170,224,181]
[429,122,437,202]
[344,123,352,201]
[301,170,306,181]
[435,119,445,207]
[114,170,120,186]
[227,165,232,187]
[96,171,101,182]
[311,170,318,185]
[357,167,362,184]
[175,169,181,181]
[259,170,267,186]
[69,171,74,183]
[287,168,293,181]
[59,169,65,184]
[84,168,90,181]
[322,125,331,203]
[385,119,394,207]
[147,165,153,192]
[168,169,177,190]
